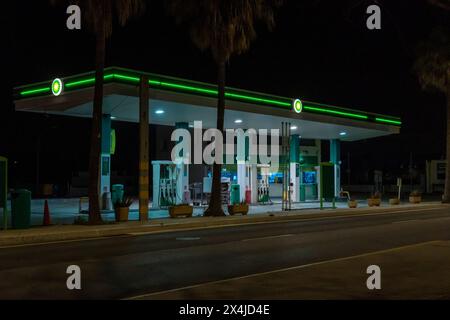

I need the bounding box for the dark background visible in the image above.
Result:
[0,0,448,192]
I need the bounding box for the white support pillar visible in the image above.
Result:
[290,163,299,202]
[330,139,341,197]
[176,163,189,204]
[237,161,246,203]
[100,114,112,210]
[236,131,247,203]
[174,122,190,204]
[289,135,300,203]
[250,164,258,204]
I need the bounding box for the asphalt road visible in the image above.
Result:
[0,206,449,300]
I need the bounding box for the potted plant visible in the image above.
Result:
[169,204,194,218]
[389,198,400,205]
[367,192,382,207]
[348,199,358,208]
[409,190,422,204]
[114,197,133,222]
[228,201,249,216]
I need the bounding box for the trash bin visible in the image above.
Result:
[11,189,31,229]
[111,184,124,206]
[230,184,241,205]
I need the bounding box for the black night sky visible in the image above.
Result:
[0,0,448,190]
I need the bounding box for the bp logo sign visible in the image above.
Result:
[293,99,303,114]
[52,78,63,96]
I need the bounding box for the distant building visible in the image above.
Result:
[426,160,447,194]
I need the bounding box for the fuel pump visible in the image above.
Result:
[257,165,272,204]
[152,161,189,209]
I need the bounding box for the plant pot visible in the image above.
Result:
[169,205,193,218]
[228,204,249,216]
[115,207,129,222]
[367,198,381,207]
[389,198,400,206]
[348,200,358,208]
[409,196,422,204]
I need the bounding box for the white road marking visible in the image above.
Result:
[241,234,294,242]
[176,237,201,241]
[392,219,421,224]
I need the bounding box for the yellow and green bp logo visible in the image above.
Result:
[52,78,63,96]
[293,99,303,114]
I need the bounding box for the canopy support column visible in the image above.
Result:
[139,75,150,222]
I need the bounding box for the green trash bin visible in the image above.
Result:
[11,189,31,229]
[111,184,124,206]
[230,184,241,205]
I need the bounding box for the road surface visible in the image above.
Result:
[0,206,449,299]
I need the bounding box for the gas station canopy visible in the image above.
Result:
[13,67,401,141]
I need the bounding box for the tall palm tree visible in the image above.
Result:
[51,0,145,223]
[414,27,450,202]
[167,0,282,216]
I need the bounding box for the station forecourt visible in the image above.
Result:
[11,66,402,220]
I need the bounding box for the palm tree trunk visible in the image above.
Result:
[88,15,106,224]
[443,76,450,203]
[139,75,150,221]
[204,60,226,217]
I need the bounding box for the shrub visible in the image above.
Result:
[114,196,133,209]
[370,192,382,199]
[410,190,422,197]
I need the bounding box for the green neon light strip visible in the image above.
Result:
[150,80,219,96]
[303,105,368,120]
[65,73,139,89]
[18,71,400,126]
[149,79,291,107]
[20,74,117,96]
[65,74,115,88]
[113,74,139,83]
[65,78,95,88]
[375,117,402,125]
[20,86,51,97]
[226,92,291,107]
[65,78,94,88]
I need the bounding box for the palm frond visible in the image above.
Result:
[166,0,282,62]
[414,27,450,93]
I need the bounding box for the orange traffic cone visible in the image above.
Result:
[43,199,51,226]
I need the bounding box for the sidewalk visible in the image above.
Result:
[3,198,360,227]
[0,202,447,247]
[1,197,434,227]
